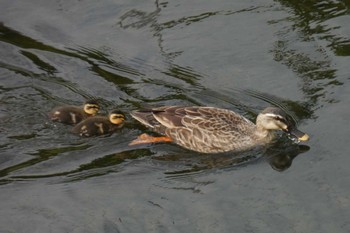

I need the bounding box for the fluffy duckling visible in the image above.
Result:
[49,100,100,125]
[71,110,126,137]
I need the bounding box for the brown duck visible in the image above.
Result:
[129,106,309,153]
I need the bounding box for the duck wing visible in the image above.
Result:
[131,106,202,129]
[132,106,256,153]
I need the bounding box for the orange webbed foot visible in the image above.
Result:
[129,133,173,146]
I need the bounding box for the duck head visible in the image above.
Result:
[256,107,309,141]
[109,110,126,125]
[83,100,100,116]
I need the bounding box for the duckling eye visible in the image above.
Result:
[87,105,99,110]
[112,114,125,119]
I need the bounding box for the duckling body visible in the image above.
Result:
[72,110,125,137]
[49,105,89,125]
[49,100,100,125]
[130,106,309,153]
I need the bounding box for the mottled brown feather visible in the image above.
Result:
[131,106,259,153]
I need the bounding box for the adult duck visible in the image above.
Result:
[129,106,309,153]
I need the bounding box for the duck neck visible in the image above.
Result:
[255,125,271,139]
[255,115,275,141]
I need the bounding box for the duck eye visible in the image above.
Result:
[274,116,289,126]
[273,116,283,121]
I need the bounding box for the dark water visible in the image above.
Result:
[1,0,349,232]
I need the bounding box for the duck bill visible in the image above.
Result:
[286,127,309,141]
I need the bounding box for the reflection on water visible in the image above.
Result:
[10,148,156,184]
[271,0,348,106]
[267,144,310,172]
[151,137,310,175]
[0,144,91,178]
[278,0,350,56]
[272,40,340,104]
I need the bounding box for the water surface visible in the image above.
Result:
[1,0,350,232]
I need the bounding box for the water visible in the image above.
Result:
[1,0,349,232]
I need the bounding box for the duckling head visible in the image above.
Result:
[109,110,126,125]
[256,107,309,141]
[83,100,100,116]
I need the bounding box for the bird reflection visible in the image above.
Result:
[153,141,310,175]
[265,144,310,172]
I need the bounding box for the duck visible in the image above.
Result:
[49,100,100,125]
[129,106,309,153]
[71,109,126,137]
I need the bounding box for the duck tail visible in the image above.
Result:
[130,110,159,129]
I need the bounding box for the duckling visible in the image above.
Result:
[71,110,125,137]
[49,100,100,125]
[129,106,309,153]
